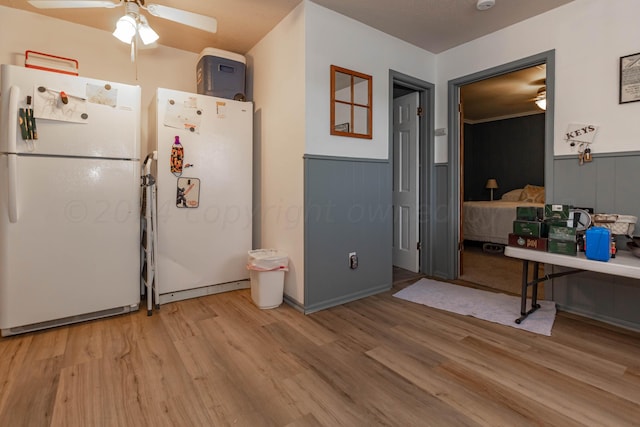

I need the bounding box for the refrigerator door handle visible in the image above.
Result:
[7,85,19,154]
[7,154,18,223]
[7,86,20,223]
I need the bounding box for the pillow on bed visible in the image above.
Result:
[501,189,523,201]
[518,184,545,203]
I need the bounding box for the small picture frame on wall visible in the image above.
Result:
[619,52,640,104]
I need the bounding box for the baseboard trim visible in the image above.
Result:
[283,294,305,313]
[302,283,391,314]
[556,304,640,333]
[159,280,250,305]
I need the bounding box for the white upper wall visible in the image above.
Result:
[436,0,640,162]
[305,1,437,160]
[246,1,438,303]
[246,3,306,303]
[0,6,198,156]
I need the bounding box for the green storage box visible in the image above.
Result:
[546,219,572,228]
[548,225,577,242]
[513,220,548,237]
[516,206,543,221]
[548,239,577,256]
[545,204,570,220]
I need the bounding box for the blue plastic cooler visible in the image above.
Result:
[585,226,611,262]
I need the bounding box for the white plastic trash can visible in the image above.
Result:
[247,249,288,309]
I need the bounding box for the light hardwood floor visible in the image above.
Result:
[1,284,639,426]
[460,244,546,298]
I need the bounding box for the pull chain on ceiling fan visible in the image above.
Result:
[28,0,217,61]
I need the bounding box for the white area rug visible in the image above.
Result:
[393,278,556,336]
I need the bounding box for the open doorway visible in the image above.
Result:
[448,51,556,294]
[460,65,546,295]
[389,70,434,285]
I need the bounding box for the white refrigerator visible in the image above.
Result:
[150,88,252,303]
[0,64,141,336]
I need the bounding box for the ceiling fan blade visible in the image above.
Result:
[28,0,120,8]
[145,4,217,34]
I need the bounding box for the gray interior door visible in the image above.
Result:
[392,92,420,272]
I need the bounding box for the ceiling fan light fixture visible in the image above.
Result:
[535,87,547,110]
[113,14,137,44]
[29,0,218,58]
[138,16,159,45]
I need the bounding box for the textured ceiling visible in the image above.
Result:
[461,65,547,122]
[311,0,573,54]
[1,0,573,55]
[1,0,569,120]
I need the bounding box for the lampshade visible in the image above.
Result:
[113,15,137,44]
[112,2,159,48]
[138,16,159,45]
[485,179,498,189]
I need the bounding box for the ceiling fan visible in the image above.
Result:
[527,78,547,111]
[28,1,217,47]
[533,87,546,110]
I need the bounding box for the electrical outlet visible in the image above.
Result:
[349,252,358,269]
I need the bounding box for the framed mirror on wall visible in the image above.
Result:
[330,65,372,139]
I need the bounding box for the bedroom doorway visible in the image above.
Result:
[449,51,555,295]
[389,70,434,280]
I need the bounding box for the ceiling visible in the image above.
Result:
[1,0,570,120]
[461,64,547,122]
[1,0,573,55]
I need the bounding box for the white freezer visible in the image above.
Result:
[0,155,140,331]
[151,88,252,299]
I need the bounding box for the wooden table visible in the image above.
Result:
[504,246,640,324]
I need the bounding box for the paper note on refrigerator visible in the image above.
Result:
[86,83,117,107]
[216,101,226,119]
[163,97,202,134]
[33,85,88,123]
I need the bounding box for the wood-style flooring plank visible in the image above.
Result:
[0,335,33,416]
[393,321,639,426]
[0,356,62,427]
[29,327,68,361]
[0,286,638,426]
[461,335,640,426]
[61,321,104,368]
[550,313,640,370]
[284,412,325,427]
[477,333,640,406]
[434,360,584,427]
[366,345,540,427]
[268,317,474,426]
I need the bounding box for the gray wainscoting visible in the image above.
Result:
[304,155,393,313]
[553,153,640,218]
[551,152,640,330]
[432,164,451,279]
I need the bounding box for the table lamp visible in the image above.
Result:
[485,178,498,201]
